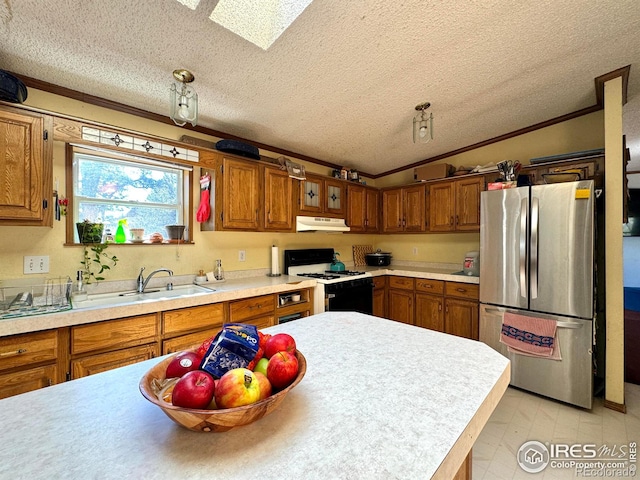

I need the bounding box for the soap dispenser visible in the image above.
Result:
[213,259,224,280]
[71,270,88,302]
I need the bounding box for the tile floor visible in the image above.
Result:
[473,383,640,479]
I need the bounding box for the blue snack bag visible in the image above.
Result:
[199,323,259,378]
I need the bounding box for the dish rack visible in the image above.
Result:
[0,276,72,319]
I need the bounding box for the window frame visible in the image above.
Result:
[65,143,193,245]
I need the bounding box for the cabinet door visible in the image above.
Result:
[347,184,366,232]
[415,293,444,332]
[445,298,479,340]
[455,177,483,231]
[373,284,386,318]
[221,158,260,230]
[243,315,275,329]
[388,289,414,325]
[0,364,57,400]
[162,328,220,355]
[429,182,455,232]
[0,108,47,222]
[298,175,323,214]
[264,167,293,231]
[365,188,379,232]
[324,178,346,217]
[403,184,426,232]
[71,343,159,379]
[382,188,403,233]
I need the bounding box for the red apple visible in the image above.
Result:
[264,333,296,358]
[254,372,272,400]
[214,368,261,409]
[165,351,202,378]
[266,351,299,389]
[171,370,216,409]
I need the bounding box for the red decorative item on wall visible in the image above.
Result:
[196,173,211,223]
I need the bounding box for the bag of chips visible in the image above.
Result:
[199,323,259,378]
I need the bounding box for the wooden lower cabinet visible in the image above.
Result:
[445,298,479,340]
[388,289,414,324]
[162,328,220,355]
[229,294,276,329]
[0,364,58,399]
[0,329,63,399]
[415,293,444,332]
[372,277,386,318]
[71,343,159,379]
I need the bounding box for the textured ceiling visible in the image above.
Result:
[1,0,639,175]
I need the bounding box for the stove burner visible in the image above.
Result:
[298,273,341,280]
[324,270,366,276]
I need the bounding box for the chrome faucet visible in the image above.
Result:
[137,267,173,293]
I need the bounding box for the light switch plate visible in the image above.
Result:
[24,255,50,274]
[238,250,246,262]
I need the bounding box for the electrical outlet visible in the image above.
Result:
[238,250,246,262]
[24,255,50,274]
[412,247,418,255]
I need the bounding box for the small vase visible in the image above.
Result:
[76,222,104,244]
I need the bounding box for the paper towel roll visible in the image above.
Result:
[271,245,280,275]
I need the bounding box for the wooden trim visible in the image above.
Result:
[12,67,627,180]
[374,104,601,178]
[604,399,627,413]
[14,73,348,173]
[595,65,630,107]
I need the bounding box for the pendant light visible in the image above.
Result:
[170,69,198,127]
[413,102,433,144]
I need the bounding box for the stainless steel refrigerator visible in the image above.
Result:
[479,180,595,408]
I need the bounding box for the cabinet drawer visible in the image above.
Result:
[0,364,58,399]
[162,328,220,355]
[415,278,444,295]
[388,276,415,291]
[372,276,386,289]
[163,304,225,336]
[445,282,479,300]
[71,314,158,355]
[71,343,159,379]
[230,295,275,322]
[243,315,275,330]
[0,330,58,371]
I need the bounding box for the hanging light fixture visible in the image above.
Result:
[413,102,433,144]
[170,69,198,127]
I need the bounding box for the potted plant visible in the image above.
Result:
[76,219,104,244]
[80,243,119,284]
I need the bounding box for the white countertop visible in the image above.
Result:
[0,312,509,479]
[0,265,478,338]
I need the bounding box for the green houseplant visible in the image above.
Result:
[76,220,105,244]
[76,219,118,284]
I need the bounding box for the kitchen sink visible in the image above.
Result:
[71,284,215,310]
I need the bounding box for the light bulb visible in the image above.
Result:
[419,125,428,138]
[177,101,190,120]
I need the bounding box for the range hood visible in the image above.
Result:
[296,216,350,233]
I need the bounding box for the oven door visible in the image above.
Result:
[325,279,374,315]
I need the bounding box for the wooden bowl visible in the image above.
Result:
[139,350,306,432]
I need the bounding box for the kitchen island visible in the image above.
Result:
[0,311,509,479]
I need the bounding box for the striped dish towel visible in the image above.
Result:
[500,312,561,359]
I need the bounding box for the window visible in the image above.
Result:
[68,146,192,243]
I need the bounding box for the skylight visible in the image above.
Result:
[209,0,314,50]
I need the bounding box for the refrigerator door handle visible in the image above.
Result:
[530,197,539,299]
[556,321,584,329]
[519,197,528,298]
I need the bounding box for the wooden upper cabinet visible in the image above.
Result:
[347,184,379,233]
[0,107,52,226]
[382,185,426,233]
[403,184,426,232]
[264,166,293,231]
[429,182,455,232]
[455,177,483,231]
[298,174,346,218]
[219,157,261,230]
[429,177,483,232]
